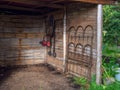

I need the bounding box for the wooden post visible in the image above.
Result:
[96,4,103,84]
[63,7,67,72]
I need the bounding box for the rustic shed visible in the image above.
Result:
[0,0,117,84]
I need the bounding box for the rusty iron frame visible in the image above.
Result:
[66,25,94,80]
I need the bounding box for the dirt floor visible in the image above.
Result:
[0,64,80,90]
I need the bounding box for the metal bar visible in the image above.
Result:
[63,7,67,72]
[96,4,103,84]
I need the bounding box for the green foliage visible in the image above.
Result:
[103,4,120,45]
[72,76,91,90]
[73,77,88,86]
[102,4,120,85]
[105,81,120,90]
[88,76,120,90]
[103,4,120,78]
[102,44,120,79]
[102,44,120,58]
[73,75,120,90]
[102,58,118,79]
[88,80,103,90]
[87,75,102,90]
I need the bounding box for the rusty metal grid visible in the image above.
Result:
[66,25,94,80]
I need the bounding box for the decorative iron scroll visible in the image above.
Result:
[67,25,94,80]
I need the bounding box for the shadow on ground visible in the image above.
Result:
[0,64,80,90]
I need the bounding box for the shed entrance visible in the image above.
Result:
[0,0,116,86]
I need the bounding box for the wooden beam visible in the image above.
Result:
[51,0,116,4]
[34,3,64,9]
[0,5,41,12]
[68,0,116,4]
[1,0,117,5]
[51,0,65,3]
[96,4,103,84]
[46,4,64,9]
[2,0,63,9]
[3,0,41,5]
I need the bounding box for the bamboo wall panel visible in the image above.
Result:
[0,15,45,65]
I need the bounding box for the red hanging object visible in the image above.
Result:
[40,36,51,47]
[46,41,50,47]
[42,40,47,46]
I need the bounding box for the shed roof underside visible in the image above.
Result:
[0,0,117,15]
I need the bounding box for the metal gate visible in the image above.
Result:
[66,25,94,80]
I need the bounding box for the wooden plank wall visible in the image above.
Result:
[0,15,45,65]
[46,3,97,77]
[46,11,64,70]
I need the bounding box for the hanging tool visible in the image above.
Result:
[40,16,51,47]
[47,15,56,57]
[40,36,51,47]
[40,15,56,57]
[52,18,56,57]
